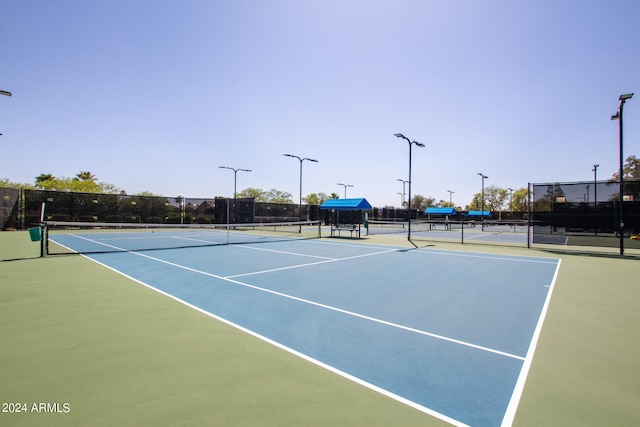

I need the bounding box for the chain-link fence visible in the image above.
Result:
[1,188,326,229]
[530,179,640,248]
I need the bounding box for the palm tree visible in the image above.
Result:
[75,171,96,181]
[35,173,54,184]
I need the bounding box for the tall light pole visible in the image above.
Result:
[611,92,633,255]
[508,188,514,214]
[447,190,455,206]
[337,183,353,199]
[1,90,10,136]
[394,133,425,241]
[283,154,318,221]
[477,173,488,230]
[592,164,599,207]
[219,166,251,223]
[218,166,251,198]
[593,164,599,236]
[585,185,590,203]
[397,179,408,207]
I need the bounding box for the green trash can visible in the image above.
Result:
[29,227,42,242]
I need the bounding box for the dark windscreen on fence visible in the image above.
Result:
[531,179,640,248]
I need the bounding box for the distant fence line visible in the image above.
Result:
[3,182,638,251]
[0,188,319,229]
[1,187,527,230]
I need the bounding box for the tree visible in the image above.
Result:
[36,173,54,185]
[0,178,29,189]
[610,155,640,180]
[408,194,436,212]
[235,188,293,203]
[75,171,96,181]
[304,192,331,205]
[467,185,508,212]
[510,187,529,211]
[264,188,293,203]
[236,187,267,201]
[33,172,120,194]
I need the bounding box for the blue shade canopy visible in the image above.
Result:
[425,207,457,215]
[466,210,491,217]
[320,198,372,210]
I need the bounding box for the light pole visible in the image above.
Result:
[337,183,353,199]
[283,154,318,221]
[585,185,590,203]
[1,90,10,136]
[447,190,455,206]
[592,164,599,207]
[508,188,514,214]
[477,173,488,230]
[218,166,251,223]
[218,166,251,198]
[394,133,425,241]
[611,92,633,255]
[592,164,599,236]
[397,179,408,207]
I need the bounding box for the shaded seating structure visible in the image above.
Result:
[465,210,491,228]
[320,198,372,238]
[424,207,458,230]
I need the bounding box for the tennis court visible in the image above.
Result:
[47,226,560,427]
[366,220,530,246]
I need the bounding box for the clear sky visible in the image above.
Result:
[1,0,638,208]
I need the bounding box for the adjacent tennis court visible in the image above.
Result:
[366,219,530,246]
[49,227,560,427]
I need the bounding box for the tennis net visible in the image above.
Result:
[366,219,530,246]
[44,220,322,255]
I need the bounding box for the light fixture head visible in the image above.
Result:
[619,93,634,101]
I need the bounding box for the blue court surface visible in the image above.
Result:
[65,236,560,427]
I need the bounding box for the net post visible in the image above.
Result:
[527,183,531,249]
[40,222,47,257]
[461,221,464,244]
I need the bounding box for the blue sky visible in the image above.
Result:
[1,0,638,208]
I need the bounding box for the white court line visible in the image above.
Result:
[64,231,564,426]
[79,237,524,362]
[500,259,562,427]
[225,248,398,278]
[309,237,558,265]
[70,233,524,360]
[80,253,469,427]
[407,247,559,265]
[235,244,337,260]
